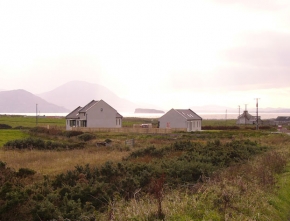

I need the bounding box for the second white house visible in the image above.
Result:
[159,109,202,132]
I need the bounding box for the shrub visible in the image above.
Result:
[62,130,84,138]
[0,124,12,129]
[105,139,112,143]
[4,137,45,149]
[77,133,96,141]
[29,126,63,135]
[13,126,30,130]
[0,160,6,169]
[17,168,36,178]
[29,126,49,133]
[4,138,85,150]
[202,125,240,130]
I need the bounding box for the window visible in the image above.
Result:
[70,120,76,127]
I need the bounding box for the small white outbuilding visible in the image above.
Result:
[159,109,202,131]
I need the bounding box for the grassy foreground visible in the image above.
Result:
[1,116,290,220]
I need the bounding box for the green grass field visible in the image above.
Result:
[0,115,66,128]
[0,115,238,128]
[0,129,30,147]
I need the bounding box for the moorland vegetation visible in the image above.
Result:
[1,115,290,220]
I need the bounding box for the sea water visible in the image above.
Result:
[1,112,290,120]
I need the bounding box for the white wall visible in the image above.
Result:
[187,120,202,131]
[86,100,122,128]
[159,109,202,131]
[159,109,187,129]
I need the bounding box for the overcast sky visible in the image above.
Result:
[1,0,289,110]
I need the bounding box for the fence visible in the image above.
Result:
[71,127,186,134]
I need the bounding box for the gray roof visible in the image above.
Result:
[66,106,82,119]
[175,109,202,120]
[238,111,257,121]
[116,113,123,118]
[275,116,290,121]
[66,100,123,119]
[79,100,99,112]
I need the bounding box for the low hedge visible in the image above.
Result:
[0,124,12,129]
[4,137,85,150]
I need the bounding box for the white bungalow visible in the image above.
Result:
[159,109,202,131]
[236,110,262,125]
[65,100,123,130]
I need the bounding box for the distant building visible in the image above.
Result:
[159,109,202,131]
[65,100,123,130]
[236,110,262,125]
[274,116,290,125]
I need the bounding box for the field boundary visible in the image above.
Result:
[71,127,186,134]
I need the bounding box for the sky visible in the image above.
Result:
[0,0,290,110]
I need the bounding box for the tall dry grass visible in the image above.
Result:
[0,147,129,176]
[97,146,290,220]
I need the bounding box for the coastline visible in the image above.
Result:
[1,112,290,120]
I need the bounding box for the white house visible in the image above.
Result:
[236,110,262,125]
[159,109,202,131]
[274,116,290,125]
[65,100,123,130]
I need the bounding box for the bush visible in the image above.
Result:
[0,124,12,129]
[29,127,49,133]
[62,130,84,138]
[4,137,85,150]
[77,133,96,141]
[4,137,45,149]
[14,126,30,130]
[105,139,112,143]
[29,127,63,135]
[202,125,240,130]
[17,168,36,177]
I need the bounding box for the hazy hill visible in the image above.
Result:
[0,89,69,113]
[38,81,138,112]
[190,105,290,114]
[135,108,165,113]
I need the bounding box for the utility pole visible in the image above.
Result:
[36,104,38,126]
[244,104,247,125]
[237,105,240,124]
[225,109,227,126]
[254,98,260,130]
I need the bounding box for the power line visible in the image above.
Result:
[244,104,247,125]
[254,98,260,130]
[36,103,38,126]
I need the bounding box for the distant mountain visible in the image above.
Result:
[251,107,290,113]
[38,81,138,112]
[135,108,165,113]
[190,105,237,113]
[190,105,290,114]
[0,89,69,113]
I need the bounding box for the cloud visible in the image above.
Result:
[210,0,288,11]
[199,32,290,90]
[222,32,290,67]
